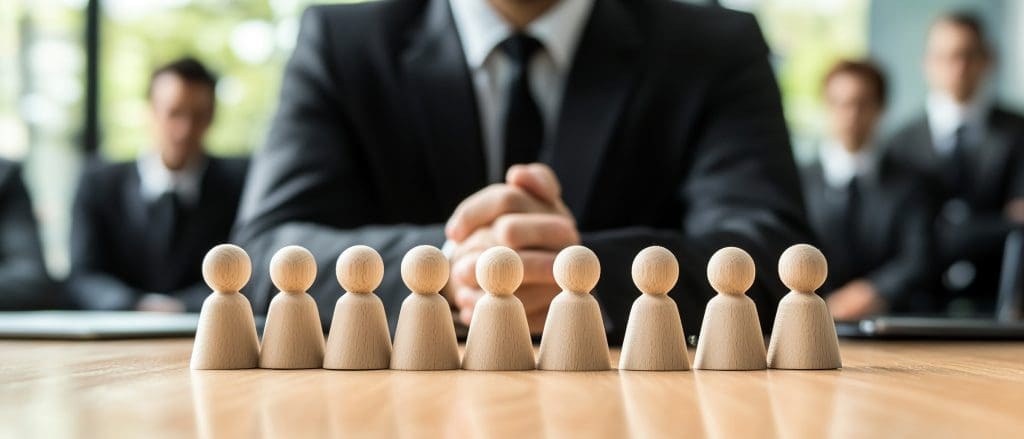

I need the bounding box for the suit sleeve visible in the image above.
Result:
[582,14,812,339]
[1007,128,1024,200]
[0,164,55,310]
[67,168,142,310]
[232,7,446,331]
[865,181,937,304]
[936,137,1024,264]
[168,283,209,312]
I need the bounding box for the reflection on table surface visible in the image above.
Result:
[2,339,1023,438]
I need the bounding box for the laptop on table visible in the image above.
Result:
[836,230,1024,339]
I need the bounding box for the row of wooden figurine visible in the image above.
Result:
[190,242,841,371]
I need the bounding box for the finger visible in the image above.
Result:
[518,250,557,285]
[458,227,496,254]
[828,301,853,320]
[454,287,482,310]
[517,284,560,315]
[507,163,561,204]
[445,184,551,242]
[460,307,474,326]
[493,214,579,250]
[453,249,555,292]
[851,299,873,316]
[451,251,481,288]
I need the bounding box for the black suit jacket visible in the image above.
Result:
[800,159,936,311]
[0,160,55,310]
[234,0,812,340]
[68,156,248,311]
[884,106,1024,304]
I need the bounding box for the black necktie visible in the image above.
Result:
[842,176,861,254]
[945,125,971,197]
[500,33,544,172]
[150,191,181,261]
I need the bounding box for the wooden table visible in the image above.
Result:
[1,339,1022,438]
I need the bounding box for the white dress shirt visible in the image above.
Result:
[819,140,877,189]
[926,92,988,156]
[449,0,594,182]
[136,151,206,206]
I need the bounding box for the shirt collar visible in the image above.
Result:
[819,140,877,188]
[449,0,593,72]
[137,151,207,205]
[926,91,988,142]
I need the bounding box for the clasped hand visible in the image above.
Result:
[444,164,579,334]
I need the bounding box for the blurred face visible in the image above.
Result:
[148,73,214,170]
[824,72,883,153]
[925,21,991,103]
[487,0,561,28]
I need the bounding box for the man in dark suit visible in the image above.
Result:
[0,159,56,310]
[69,57,248,312]
[802,61,935,321]
[234,0,813,340]
[884,13,1024,313]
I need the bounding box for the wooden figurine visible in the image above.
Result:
[537,245,611,371]
[190,244,261,370]
[323,245,392,370]
[767,243,842,370]
[694,246,767,370]
[391,245,460,370]
[259,245,325,369]
[619,246,690,371]
[462,246,535,371]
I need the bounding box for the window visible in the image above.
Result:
[0,0,86,274]
[99,0,362,160]
[721,0,870,159]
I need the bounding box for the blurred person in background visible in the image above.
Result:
[0,159,56,310]
[884,12,1024,314]
[802,60,935,321]
[68,57,248,313]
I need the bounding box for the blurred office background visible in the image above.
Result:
[1,0,1023,276]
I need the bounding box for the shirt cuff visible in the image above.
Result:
[441,239,457,259]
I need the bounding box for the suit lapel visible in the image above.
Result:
[547,0,642,218]
[801,165,832,235]
[125,164,149,230]
[400,0,487,209]
[908,117,942,173]
[974,109,1012,194]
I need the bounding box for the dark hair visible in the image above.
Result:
[822,59,888,107]
[147,56,217,99]
[933,11,990,54]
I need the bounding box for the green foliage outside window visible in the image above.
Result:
[99,0,368,160]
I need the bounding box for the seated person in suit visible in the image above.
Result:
[803,61,935,321]
[68,57,248,313]
[0,159,56,310]
[884,13,1024,313]
[233,0,814,339]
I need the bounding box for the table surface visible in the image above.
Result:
[1,339,1023,439]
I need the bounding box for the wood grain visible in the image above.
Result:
[538,245,611,371]
[259,292,324,369]
[190,292,260,370]
[536,291,611,371]
[390,293,461,371]
[767,292,842,369]
[322,292,391,370]
[694,294,768,370]
[2,340,1024,438]
[619,294,689,371]
[462,294,535,371]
